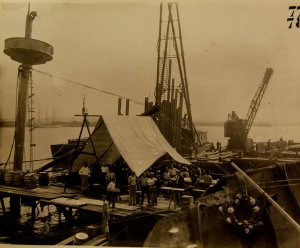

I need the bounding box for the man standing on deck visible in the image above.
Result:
[101,164,109,186]
[128,171,137,206]
[139,172,150,208]
[102,195,110,238]
[79,161,90,193]
[175,171,185,205]
[107,178,119,208]
[147,172,158,206]
[106,168,116,185]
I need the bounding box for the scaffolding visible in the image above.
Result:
[146,2,200,155]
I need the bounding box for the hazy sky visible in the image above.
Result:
[1,0,300,124]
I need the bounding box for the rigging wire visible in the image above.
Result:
[32,68,144,105]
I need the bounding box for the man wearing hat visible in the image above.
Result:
[79,161,90,193]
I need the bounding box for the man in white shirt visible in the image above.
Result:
[128,172,137,206]
[79,161,90,193]
[147,172,157,206]
[101,164,109,186]
[168,165,179,178]
[106,169,116,186]
[102,195,110,238]
[107,178,119,208]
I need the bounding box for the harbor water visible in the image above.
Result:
[0,127,92,244]
[1,125,300,169]
[0,127,89,170]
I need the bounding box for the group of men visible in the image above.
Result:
[135,166,188,208]
[79,162,118,208]
[79,162,195,209]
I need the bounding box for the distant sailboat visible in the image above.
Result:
[35,104,62,128]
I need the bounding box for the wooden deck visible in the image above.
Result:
[0,184,182,219]
[0,185,76,200]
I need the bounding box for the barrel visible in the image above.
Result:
[24,173,38,189]
[11,170,24,186]
[0,168,6,184]
[39,172,49,186]
[256,142,266,153]
[48,172,57,185]
[86,224,102,237]
[4,170,14,185]
[73,232,89,245]
[181,195,193,210]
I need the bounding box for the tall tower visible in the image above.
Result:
[4,6,53,171]
[152,2,198,155]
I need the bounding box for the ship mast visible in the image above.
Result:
[3,4,53,216]
[4,5,53,170]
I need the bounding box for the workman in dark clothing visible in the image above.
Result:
[147,172,157,207]
[175,171,185,205]
[175,171,185,188]
[107,178,118,208]
[128,172,137,206]
[139,173,150,208]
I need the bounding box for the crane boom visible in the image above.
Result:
[244,68,273,136]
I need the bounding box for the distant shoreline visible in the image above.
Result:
[0,120,276,128]
[194,121,272,127]
[0,121,97,128]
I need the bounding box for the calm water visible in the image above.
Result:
[0,127,89,170]
[0,124,300,170]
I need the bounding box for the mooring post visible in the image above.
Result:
[0,197,6,215]
[31,200,36,221]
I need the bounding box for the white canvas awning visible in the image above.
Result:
[72,115,190,176]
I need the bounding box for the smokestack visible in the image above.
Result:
[144,97,149,112]
[118,98,122,115]
[125,99,130,116]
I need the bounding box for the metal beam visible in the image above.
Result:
[231,162,300,233]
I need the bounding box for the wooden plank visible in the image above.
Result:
[79,197,103,206]
[0,186,53,199]
[55,235,74,245]
[50,197,87,207]
[160,186,185,192]
[0,185,76,200]
[100,241,109,246]
[192,189,205,193]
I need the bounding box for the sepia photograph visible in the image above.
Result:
[0,0,300,247]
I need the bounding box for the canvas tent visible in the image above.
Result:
[71,115,191,176]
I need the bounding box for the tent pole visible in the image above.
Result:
[85,117,101,167]
[64,114,87,192]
